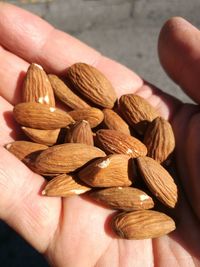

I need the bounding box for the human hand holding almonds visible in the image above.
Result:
[6,62,177,240]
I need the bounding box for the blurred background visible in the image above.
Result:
[1,0,200,266]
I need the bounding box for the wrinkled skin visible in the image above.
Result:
[0,3,199,267]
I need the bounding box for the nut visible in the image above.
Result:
[65,120,94,146]
[95,129,147,158]
[89,187,154,211]
[143,116,175,163]
[48,74,90,109]
[102,108,130,135]
[23,63,55,106]
[22,127,60,146]
[112,210,176,239]
[136,156,178,208]
[42,173,91,197]
[68,107,104,128]
[119,94,159,134]
[35,143,106,175]
[13,102,74,130]
[67,63,117,108]
[78,154,133,187]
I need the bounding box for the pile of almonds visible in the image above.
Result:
[6,62,178,240]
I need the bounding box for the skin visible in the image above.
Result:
[0,3,199,267]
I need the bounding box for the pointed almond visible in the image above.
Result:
[35,143,106,175]
[112,210,176,239]
[67,63,117,108]
[42,174,91,197]
[95,129,147,158]
[5,141,48,173]
[78,154,133,187]
[102,109,130,135]
[5,141,47,161]
[68,107,104,128]
[136,156,178,208]
[119,94,159,134]
[23,63,55,106]
[13,102,74,130]
[22,127,60,146]
[65,120,94,146]
[90,187,154,211]
[143,117,175,163]
[48,74,90,109]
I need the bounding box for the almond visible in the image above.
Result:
[23,63,55,106]
[67,63,117,108]
[13,102,74,130]
[22,127,60,146]
[119,94,159,134]
[42,173,91,197]
[68,107,104,128]
[90,187,154,210]
[5,141,48,172]
[48,74,90,109]
[112,210,176,239]
[136,156,178,208]
[78,154,133,187]
[143,117,175,163]
[35,143,106,175]
[5,141,48,161]
[102,108,130,135]
[95,129,147,158]
[65,120,94,146]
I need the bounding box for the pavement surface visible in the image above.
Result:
[1,0,200,266]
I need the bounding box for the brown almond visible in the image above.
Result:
[5,140,48,172]
[143,117,175,163]
[48,74,90,109]
[35,143,106,175]
[78,154,133,187]
[102,109,130,135]
[119,94,159,134]
[95,129,147,158]
[13,102,74,130]
[90,187,154,211]
[67,63,117,108]
[5,141,48,161]
[68,107,104,128]
[136,156,178,208]
[65,120,94,146]
[42,174,91,197]
[22,127,60,146]
[112,210,176,239]
[23,63,55,106]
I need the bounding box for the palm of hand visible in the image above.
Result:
[45,104,200,267]
[0,4,199,267]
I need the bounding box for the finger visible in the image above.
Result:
[186,112,200,219]
[0,3,181,120]
[0,147,61,253]
[0,96,20,144]
[0,46,28,104]
[0,4,142,96]
[158,17,200,103]
[0,2,100,72]
[172,104,200,220]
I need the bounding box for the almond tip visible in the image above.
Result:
[32,63,43,70]
[41,189,47,196]
[5,143,12,149]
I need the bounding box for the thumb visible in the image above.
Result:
[158,17,200,104]
[0,147,61,253]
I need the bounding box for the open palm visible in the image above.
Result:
[0,3,199,267]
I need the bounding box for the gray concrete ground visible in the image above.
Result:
[1,0,200,266]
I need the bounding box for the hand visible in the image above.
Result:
[0,3,199,266]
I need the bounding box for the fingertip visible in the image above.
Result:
[158,16,200,103]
